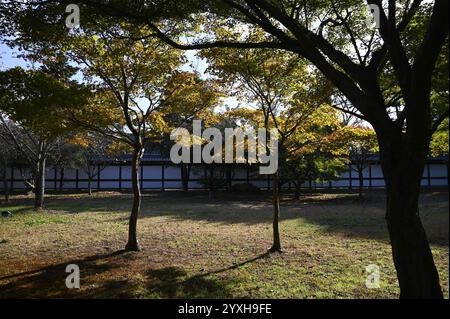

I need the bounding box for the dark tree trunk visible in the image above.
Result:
[446,160,449,188]
[226,165,232,191]
[381,139,443,298]
[269,172,282,252]
[208,165,215,200]
[181,163,189,192]
[34,157,46,209]
[358,169,364,198]
[2,169,9,202]
[59,168,64,192]
[294,180,301,200]
[125,146,142,252]
[3,179,9,202]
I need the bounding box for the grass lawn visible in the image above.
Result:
[0,189,448,299]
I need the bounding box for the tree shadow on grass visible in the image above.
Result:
[136,191,448,247]
[190,252,271,279]
[72,266,238,299]
[0,249,246,299]
[47,191,450,247]
[143,252,270,299]
[0,250,127,298]
[144,267,234,299]
[4,191,447,247]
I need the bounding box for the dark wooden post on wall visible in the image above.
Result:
[75,169,79,191]
[10,165,14,193]
[204,166,208,190]
[246,165,250,184]
[54,167,57,190]
[446,160,449,187]
[226,165,233,191]
[97,165,101,191]
[427,162,431,187]
[140,163,144,190]
[348,164,353,190]
[161,164,165,191]
[59,168,64,191]
[119,163,122,191]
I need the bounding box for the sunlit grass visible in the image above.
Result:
[0,190,448,298]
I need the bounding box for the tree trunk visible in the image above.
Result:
[2,170,9,202]
[208,165,214,200]
[181,163,189,192]
[59,168,64,192]
[294,180,301,200]
[269,172,282,252]
[358,169,364,198]
[226,165,232,192]
[381,141,443,298]
[125,146,142,252]
[34,157,46,209]
[87,176,92,196]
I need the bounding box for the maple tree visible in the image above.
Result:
[60,26,221,251]
[0,66,89,209]
[203,46,336,251]
[337,126,379,197]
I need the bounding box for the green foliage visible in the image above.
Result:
[0,67,89,140]
[280,106,350,185]
[202,45,347,184]
[430,119,449,157]
[202,46,331,125]
[338,126,379,161]
[59,24,222,147]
